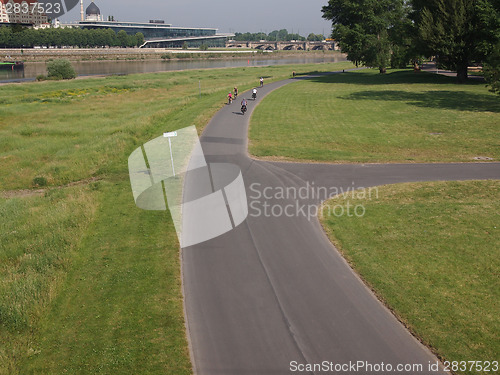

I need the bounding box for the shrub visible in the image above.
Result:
[46,59,76,80]
[32,176,48,187]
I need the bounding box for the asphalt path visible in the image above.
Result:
[182,76,500,375]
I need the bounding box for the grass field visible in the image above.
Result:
[320,181,499,375]
[0,61,354,374]
[1,63,498,374]
[249,69,500,163]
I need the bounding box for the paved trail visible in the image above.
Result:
[182,76,499,375]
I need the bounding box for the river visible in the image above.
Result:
[0,54,347,83]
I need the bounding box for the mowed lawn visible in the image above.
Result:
[0,61,353,375]
[249,69,500,163]
[321,181,499,375]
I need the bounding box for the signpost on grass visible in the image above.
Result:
[163,131,178,177]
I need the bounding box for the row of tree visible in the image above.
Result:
[321,0,500,85]
[233,29,325,42]
[0,26,145,48]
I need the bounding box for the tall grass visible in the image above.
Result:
[0,186,100,374]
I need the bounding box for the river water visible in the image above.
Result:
[0,54,347,83]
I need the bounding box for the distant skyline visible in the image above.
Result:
[60,0,333,37]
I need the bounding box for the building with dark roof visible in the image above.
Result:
[85,1,101,22]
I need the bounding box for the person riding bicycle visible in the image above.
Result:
[252,88,257,99]
[227,92,233,104]
[241,98,248,114]
[234,87,238,98]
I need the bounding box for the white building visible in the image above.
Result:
[0,0,49,27]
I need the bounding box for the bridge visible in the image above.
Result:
[226,40,338,51]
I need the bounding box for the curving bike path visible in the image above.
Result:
[182,75,500,375]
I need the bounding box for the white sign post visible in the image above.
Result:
[163,131,178,176]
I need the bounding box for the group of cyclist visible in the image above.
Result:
[228,79,263,115]
[227,78,263,115]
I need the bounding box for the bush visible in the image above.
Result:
[46,59,76,80]
[32,176,48,187]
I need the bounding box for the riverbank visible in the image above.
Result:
[0,51,348,84]
[0,48,341,63]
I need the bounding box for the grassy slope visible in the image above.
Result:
[0,186,100,373]
[249,69,500,163]
[0,61,354,374]
[24,180,191,375]
[321,181,499,375]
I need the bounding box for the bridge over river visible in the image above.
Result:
[226,40,338,51]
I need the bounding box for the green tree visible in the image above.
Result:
[59,28,73,47]
[267,29,289,41]
[93,29,107,47]
[74,28,85,48]
[307,33,325,41]
[415,0,500,82]
[0,26,13,48]
[46,59,76,80]
[51,29,63,47]
[389,1,419,68]
[135,32,145,47]
[234,32,267,41]
[117,30,128,47]
[23,28,36,48]
[322,0,405,73]
[86,29,94,47]
[38,28,51,47]
[484,41,500,95]
[287,33,305,41]
[126,34,137,48]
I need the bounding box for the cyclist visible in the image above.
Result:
[252,88,257,100]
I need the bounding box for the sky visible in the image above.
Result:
[60,0,333,37]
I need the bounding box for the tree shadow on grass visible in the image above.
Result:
[341,89,500,113]
[307,69,486,87]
